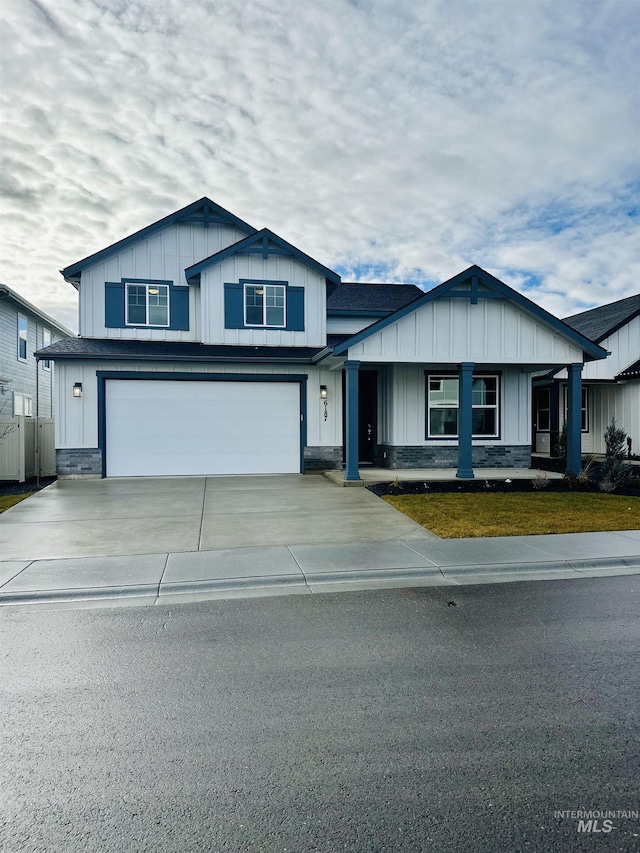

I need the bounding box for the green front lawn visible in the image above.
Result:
[384,492,640,538]
[0,493,33,513]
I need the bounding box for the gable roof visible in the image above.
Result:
[61,198,257,285]
[185,228,341,285]
[0,283,75,337]
[563,293,640,343]
[331,265,608,361]
[615,358,640,380]
[327,282,423,314]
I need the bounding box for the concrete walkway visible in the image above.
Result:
[1,530,639,609]
[1,475,638,608]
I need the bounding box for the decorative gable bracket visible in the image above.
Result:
[446,274,507,305]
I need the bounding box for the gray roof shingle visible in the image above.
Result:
[327,282,423,313]
[563,294,640,342]
[36,338,323,362]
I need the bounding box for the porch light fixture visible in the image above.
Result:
[73,382,83,398]
[320,385,328,399]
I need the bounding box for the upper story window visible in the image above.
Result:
[126,282,169,327]
[244,282,286,328]
[42,328,52,370]
[17,315,28,361]
[427,374,500,438]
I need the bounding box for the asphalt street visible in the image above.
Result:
[1,575,639,853]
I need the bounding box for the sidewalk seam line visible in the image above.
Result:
[155,553,170,603]
[286,546,312,593]
[197,478,207,551]
[0,559,36,589]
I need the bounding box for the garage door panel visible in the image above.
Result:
[105,379,301,477]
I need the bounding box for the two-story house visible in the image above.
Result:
[37,197,607,481]
[0,283,74,420]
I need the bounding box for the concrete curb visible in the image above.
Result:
[1,556,639,607]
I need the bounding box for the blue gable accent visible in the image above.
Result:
[331,265,609,362]
[62,197,257,283]
[224,283,244,329]
[185,228,341,285]
[105,279,189,331]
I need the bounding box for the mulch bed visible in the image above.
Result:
[367,472,640,499]
[0,477,57,497]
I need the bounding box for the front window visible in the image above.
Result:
[244,282,286,327]
[42,328,51,370]
[14,392,32,417]
[564,386,589,432]
[18,315,28,361]
[535,388,550,431]
[427,374,499,438]
[126,283,169,326]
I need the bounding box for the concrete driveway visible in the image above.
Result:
[0,475,436,561]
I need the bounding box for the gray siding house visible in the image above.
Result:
[0,284,74,419]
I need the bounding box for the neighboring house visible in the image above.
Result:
[533,294,640,457]
[36,197,607,481]
[0,284,74,419]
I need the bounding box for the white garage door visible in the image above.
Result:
[105,379,301,477]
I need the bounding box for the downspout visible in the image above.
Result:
[35,348,40,487]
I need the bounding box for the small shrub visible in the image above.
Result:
[577,454,598,485]
[599,418,632,492]
[532,472,550,490]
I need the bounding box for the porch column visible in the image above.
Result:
[456,362,475,479]
[344,360,361,482]
[566,363,583,475]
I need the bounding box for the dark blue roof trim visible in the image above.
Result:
[61,198,257,281]
[331,265,608,361]
[185,228,341,285]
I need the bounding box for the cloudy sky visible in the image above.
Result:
[1,0,638,332]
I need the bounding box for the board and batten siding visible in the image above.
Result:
[346,298,585,365]
[555,315,639,381]
[54,361,342,451]
[201,255,327,347]
[376,364,530,447]
[326,316,379,335]
[571,383,639,455]
[78,222,247,340]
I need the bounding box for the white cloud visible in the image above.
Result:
[0,0,638,331]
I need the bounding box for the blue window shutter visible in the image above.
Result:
[105,282,125,328]
[224,283,244,329]
[286,286,305,331]
[169,286,189,330]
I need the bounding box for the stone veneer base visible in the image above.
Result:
[56,448,103,476]
[304,446,343,472]
[375,445,532,470]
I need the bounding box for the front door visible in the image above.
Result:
[358,371,378,464]
[342,370,378,466]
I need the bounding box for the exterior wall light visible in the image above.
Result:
[73,382,83,398]
[320,385,328,399]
